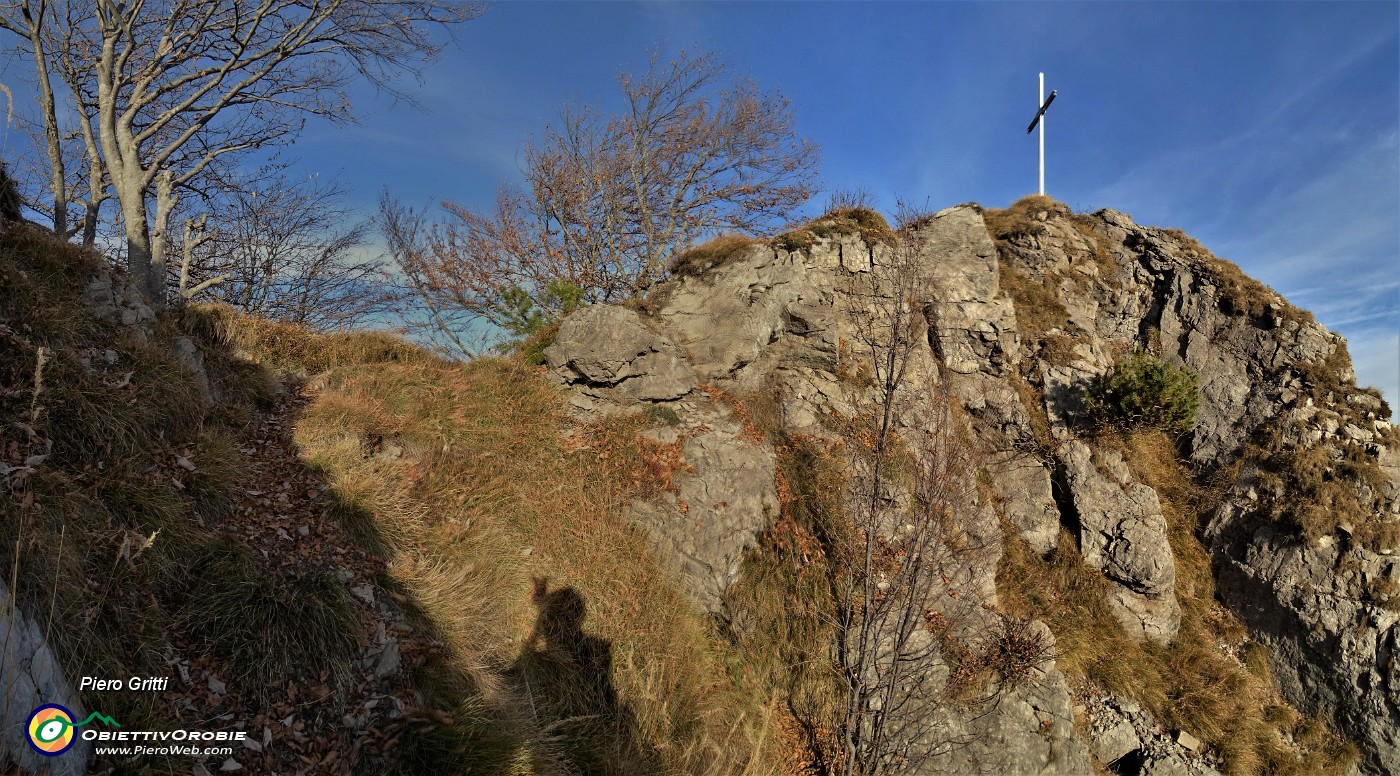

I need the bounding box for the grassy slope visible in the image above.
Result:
[188,312,787,774]
[0,226,782,775]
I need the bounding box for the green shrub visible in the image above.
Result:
[1084,347,1200,432]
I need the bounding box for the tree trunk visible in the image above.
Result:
[150,170,174,302]
[119,189,159,305]
[27,23,68,237]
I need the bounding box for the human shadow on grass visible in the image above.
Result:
[511,577,661,776]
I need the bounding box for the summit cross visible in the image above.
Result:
[1026,73,1058,196]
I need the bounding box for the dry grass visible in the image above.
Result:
[0,227,305,771]
[997,264,1070,339]
[671,234,767,279]
[998,429,1359,775]
[217,316,785,774]
[1067,214,1118,277]
[0,225,783,774]
[772,206,895,253]
[1240,418,1390,548]
[187,303,437,375]
[723,434,850,769]
[982,194,1067,242]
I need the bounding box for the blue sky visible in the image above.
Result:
[3,1,1397,405]
[294,0,1399,407]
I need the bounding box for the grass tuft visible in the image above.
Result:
[183,537,362,701]
[670,234,767,279]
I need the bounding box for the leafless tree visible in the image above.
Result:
[1,0,483,306]
[382,48,819,354]
[0,160,22,222]
[177,174,389,331]
[827,205,1050,775]
[0,0,96,240]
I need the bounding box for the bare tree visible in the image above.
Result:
[827,205,1050,775]
[179,174,389,330]
[0,0,89,238]
[383,48,819,354]
[1,160,22,223]
[1,0,483,305]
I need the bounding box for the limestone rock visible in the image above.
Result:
[1060,440,1180,643]
[0,581,92,775]
[925,622,1092,775]
[627,423,778,613]
[1093,716,1141,767]
[540,200,1400,773]
[82,271,153,329]
[912,206,1020,377]
[988,451,1059,555]
[173,335,215,409]
[545,304,696,401]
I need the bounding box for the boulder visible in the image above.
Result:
[1059,440,1180,643]
[545,304,696,401]
[0,580,93,775]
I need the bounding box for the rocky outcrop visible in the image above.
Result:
[627,412,779,613]
[83,272,153,329]
[1087,693,1222,776]
[545,304,695,402]
[988,450,1059,556]
[0,580,92,775]
[1060,440,1180,643]
[1204,497,1400,772]
[544,199,1400,774]
[925,623,1092,775]
[915,206,1020,377]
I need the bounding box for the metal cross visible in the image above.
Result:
[1026,73,1057,196]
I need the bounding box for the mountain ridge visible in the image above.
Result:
[0,196,1395,775]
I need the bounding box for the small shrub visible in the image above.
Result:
[515,320,561,366]
[979,613,1054,689]
[498,279,585,340]
[645,403,681,427]
[824,186,874,212]
[1084,347,1200,433]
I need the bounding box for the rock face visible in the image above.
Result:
[83,271,153,329]
[627,417,779,613]
[545,304,696,402]
[545,201,1400,774]
[916,206,1021,377]
[924,622,1092,775]
[1060,440,1180,643]
[0,580,93,775]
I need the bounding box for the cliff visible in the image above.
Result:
[544,196,1399,775]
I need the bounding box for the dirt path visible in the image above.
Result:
[95,382,435,776]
